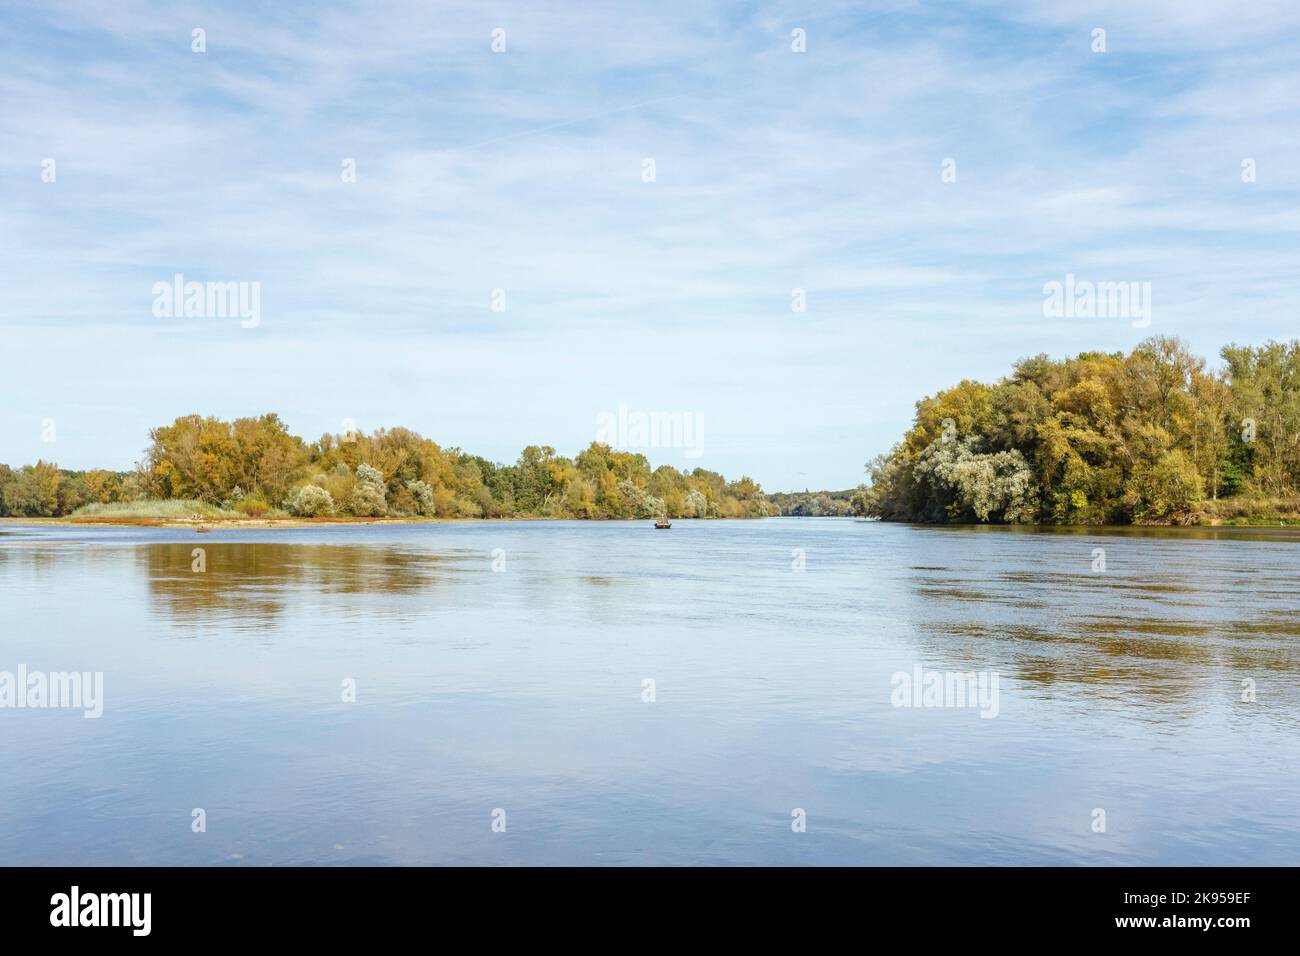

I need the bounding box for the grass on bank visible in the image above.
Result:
[1196,496,1300,526]
[72,499,245,521]
[66,498,420,524]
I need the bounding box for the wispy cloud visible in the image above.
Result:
[3,0,1300,488]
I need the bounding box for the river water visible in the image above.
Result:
[1,518,1297,865]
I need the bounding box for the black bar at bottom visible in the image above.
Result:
[0,866,1286,941]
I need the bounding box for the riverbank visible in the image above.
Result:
[5,495,1299,530]
[1,513,715,530]
[1,513,620,530]
[0,514,438,530]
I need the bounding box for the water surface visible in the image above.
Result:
[1,518,1297,865]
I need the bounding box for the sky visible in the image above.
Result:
[3,0,1300,491]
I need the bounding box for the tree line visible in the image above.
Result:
[863,337,1300,524]
[766,489,863,517]
[0,415,776,520]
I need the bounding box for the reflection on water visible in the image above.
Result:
[142,544,460,626]
[1,519,1298,865]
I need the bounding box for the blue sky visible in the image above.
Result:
[3,0,1300,491]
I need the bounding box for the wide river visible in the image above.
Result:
[1,518,1297,865]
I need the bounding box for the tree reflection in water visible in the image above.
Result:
[141,544,460,627]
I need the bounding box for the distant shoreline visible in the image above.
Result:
[2,513,1296,532]
[0,514,741,530]
[4,515,450,529]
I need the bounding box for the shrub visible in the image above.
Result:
[914,436,1038,523]
[284,485,334,517]
[684,489,708,518]
[346,463,388,516]
[616,479,657,518]
[1129,450,1204,522]
[406,480,434,516]
[348,482,387,517]
[356,463,385,490]
[235,491,274,516]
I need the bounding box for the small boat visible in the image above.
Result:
[654,518,671,529]
[196,525,214,533]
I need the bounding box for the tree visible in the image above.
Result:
[913,437,1037,522]
[866,338,1295,525]
[2,461,62,516]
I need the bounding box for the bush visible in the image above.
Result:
[684,489,708,518]
[344,463,388,516]
[234,491,274,516]
[356,463,385,490]
[406,480,435,516]
[348,482,387,517]
[284,485,334,517]
[1129,450,1204,522]
[913,436,1038,523]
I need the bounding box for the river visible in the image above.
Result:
[1,518,1297,864]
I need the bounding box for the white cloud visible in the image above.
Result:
[2,0,1299,490]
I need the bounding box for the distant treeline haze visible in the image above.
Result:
[766,489,862,517]
[0,417,777,520]
[864,337,1300,524]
